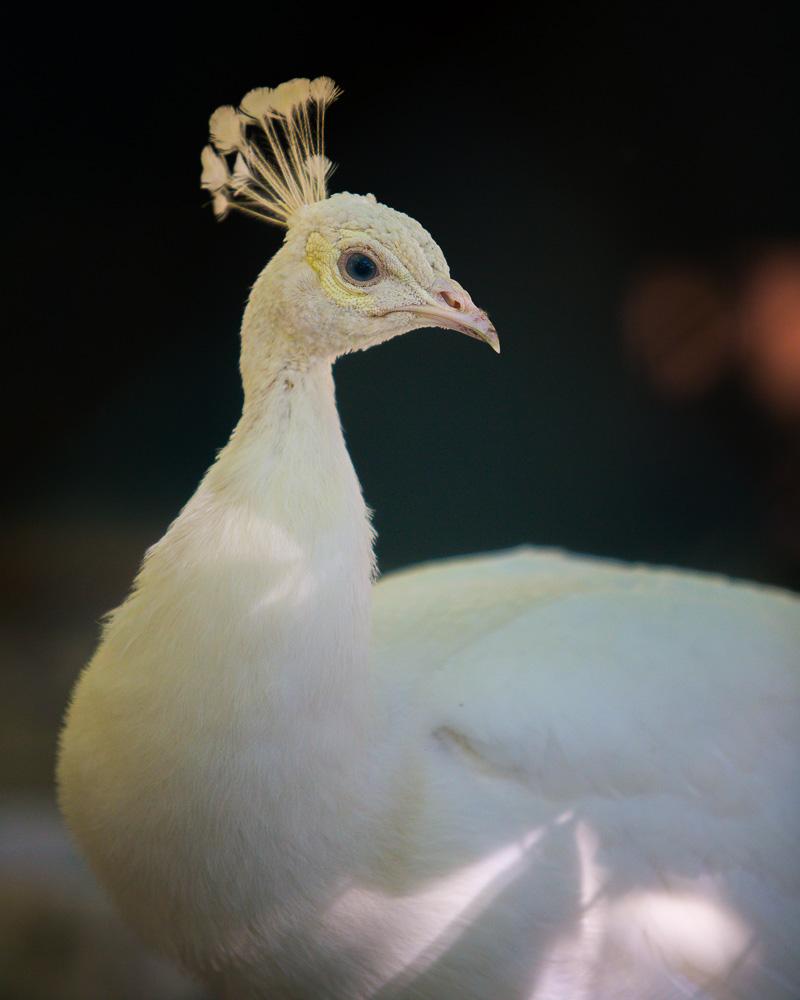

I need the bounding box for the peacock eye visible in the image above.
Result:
[340,251,380,285]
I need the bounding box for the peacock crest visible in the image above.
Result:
[200,77,341,228]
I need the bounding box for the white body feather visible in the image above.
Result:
[58,87,800,995]
[59,352,800,999]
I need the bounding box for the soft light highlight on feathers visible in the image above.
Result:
[201,77,340,226]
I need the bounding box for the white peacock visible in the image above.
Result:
[58,77,800,1000]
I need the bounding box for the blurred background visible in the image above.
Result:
[3,8,800,997]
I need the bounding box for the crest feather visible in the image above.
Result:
[200,76,341,228]
[209,106,245,154]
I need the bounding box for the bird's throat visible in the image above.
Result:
[208,356,377,690]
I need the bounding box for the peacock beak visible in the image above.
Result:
[403,278,500,353]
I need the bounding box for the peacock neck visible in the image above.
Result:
[196,319,377,732]
[101,319,385,925]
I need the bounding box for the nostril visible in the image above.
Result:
[439,289,464,311]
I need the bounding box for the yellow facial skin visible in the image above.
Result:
[305,231,374,312]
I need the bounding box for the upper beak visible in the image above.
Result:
[403,278,500,354]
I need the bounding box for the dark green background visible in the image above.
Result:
[7,10,800,594]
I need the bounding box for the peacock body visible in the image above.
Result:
[57,78,800,999]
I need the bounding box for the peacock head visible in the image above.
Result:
[200,78,498,362]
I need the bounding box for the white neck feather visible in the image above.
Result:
[198,309,378,739]
[104,303,383,940]
[59,289,395,976]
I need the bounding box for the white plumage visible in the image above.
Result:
[58,79,800,999]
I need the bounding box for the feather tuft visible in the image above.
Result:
[268,78,312,118]
[201,77,341,227]
[309,76,341,106]
[304,153,334,190]
[231,152,253,192]
[200,145,229,192]
[212,191,230,220]
[240,87,275,120]
[209,106,245,154]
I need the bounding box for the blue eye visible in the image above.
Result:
[343,251,379,283]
